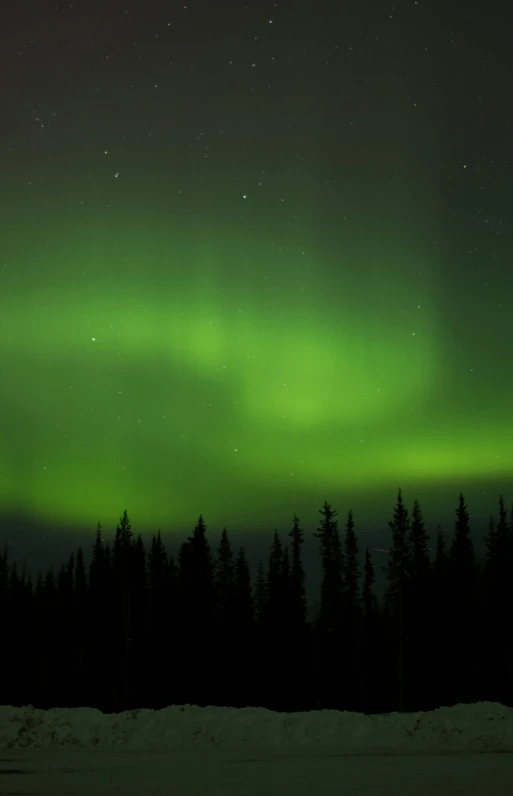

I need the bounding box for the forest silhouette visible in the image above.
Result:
[1,488,512,716]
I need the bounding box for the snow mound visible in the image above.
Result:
[1,702,512,754]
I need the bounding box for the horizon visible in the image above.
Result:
[1,484,507,613]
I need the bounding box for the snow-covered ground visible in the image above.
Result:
[1,701,513,794]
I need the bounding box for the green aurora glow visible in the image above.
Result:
[1,2,512,539]
[2,204,511,535]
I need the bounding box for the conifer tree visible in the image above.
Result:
[313,500,343,632]
[179,514,215,622]
[128,534,148,709]
[147,529,168,630]
[4,559,18,705]
[383,488,410,607]
[432,524,447,591]
[12,563,35,707]
[360,546,379,711]
[265,530,288,697]
[147,531,177,708]
[449,493,474,574]
[404,499,432,709]
[362,547,377,620]
[312,501,344,709]
[281,544,290,594]
[407,500,431,585]
[483,514,496,561]
[288,513,307,628]
[267,530,284,626]
[341,509,362,710]
[55,558,73,705]
[231,546,254,706]
[212,527,236,706]
[446,493,478,705]
[0,546,8,704]
[281,544,291,623]
[74,547,87,697]
[383,488,410,712]
[342,509,360,622]
[87,522,114,710]
[89,522,107,593]
[482,497,513,703]
[0,543,7,600]
[254,558,267,625]
[113,509,133,588]
[37,568,56,708]
[233,546,253,628]
[177,514,215,705]
[214,527,235,627]
[148,530,167,581]
[112,510,134,711]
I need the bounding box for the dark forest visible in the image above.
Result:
[1,488,512,716]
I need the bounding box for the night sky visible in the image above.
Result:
[1,0,512,602]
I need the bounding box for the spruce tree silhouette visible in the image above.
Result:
[446,494,478,706]
[213,527,236,706]
[147,529,179,709]
[361,547,379,712]
[341,509,363,712]
[399,499,432,710]
[312,500,344,710]
[287,514,309,710]
[230,546,254,707]
[288,514,307,629]
[382,488,410,713]
[112,510,134,712]
[481,496,513,705]
[177,514,216,707]
[431,521,450,708]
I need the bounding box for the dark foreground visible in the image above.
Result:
[1,747,513,795]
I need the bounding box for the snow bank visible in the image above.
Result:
[1,702,512,754]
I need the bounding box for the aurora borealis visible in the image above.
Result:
[1,1,512,568]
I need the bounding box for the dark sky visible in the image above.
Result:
[1,0,512,607]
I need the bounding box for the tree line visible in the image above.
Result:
[1,487,512,716]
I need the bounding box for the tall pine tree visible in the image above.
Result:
[341,509,362,711]
[312,501,344,709]
[383,488,410,712]
[446,493,478,705]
